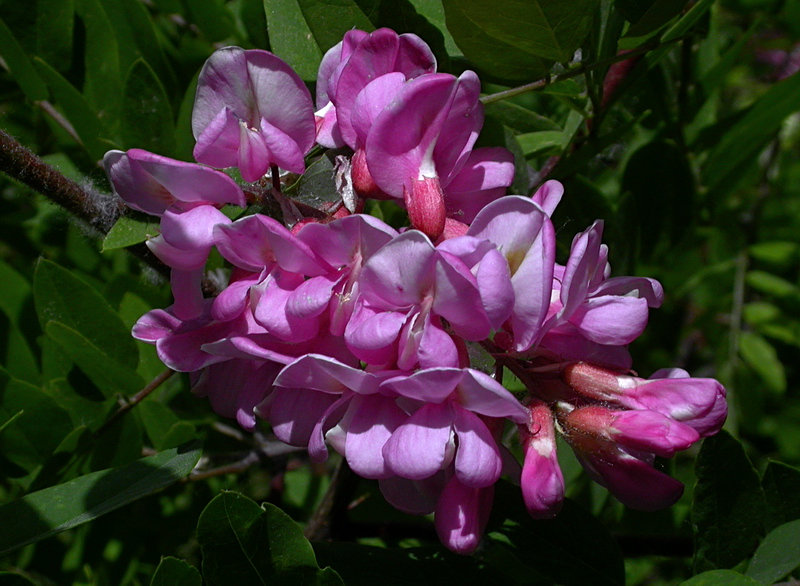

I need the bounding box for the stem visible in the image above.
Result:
[94,369,175,438]
[0,129,169,276]
[480,36,683,106]
[0,129,119,233]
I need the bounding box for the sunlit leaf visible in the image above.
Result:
[0,441,202,555]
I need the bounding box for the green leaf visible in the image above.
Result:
[0,368,72,474]
[0,309,39,385]
[198,491,332,585]
[486,483,625,586]
[263,0,324,81]
[484,101,562,133]
[34,259,139,371]
[76,0,122,125]
[285,152,342,210]
[121,59,175,155]
[444,0,599,64]
[746,519,800,585]
[0,441,202,555]
[441,0,548,80]
[680,570,761,586]
[748,241,799,267]
[762,461,800,532]
[703,67,800,190]
[0,16,49,101]
[746,271,800,300]
[693,430,767,572]
[151,557,202,586]
[101,0,177,94]
[0,572,39,585]
[314,542,498,585]
[102,214,162,252]
[739,331,787,395]
[297,0,374,52]
[516,130,568,156]
[33,57,110,161]
[139,401,198,452]
[36,0,75,72]
[0,260,32,328]
[624,0,688,37]
[184,0,236,42]
[621,138,695,260]
[46,321,144,396]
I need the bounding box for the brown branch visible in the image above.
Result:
[0,128,119,233]
[94,369,175,438]
[0,129,170,276]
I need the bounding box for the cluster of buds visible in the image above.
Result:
[105,29,726,555]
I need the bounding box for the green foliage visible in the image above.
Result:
[1,0,800,584]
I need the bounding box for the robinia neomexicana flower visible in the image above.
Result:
[106,28,727,555]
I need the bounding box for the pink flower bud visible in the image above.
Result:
[404,176,446,240]
[519,401,564,519]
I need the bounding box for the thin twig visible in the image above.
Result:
[480,36,685,106]
[94,369,175,438]
[186,451,261,482]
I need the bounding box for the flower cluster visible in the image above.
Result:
[105,29,727,555]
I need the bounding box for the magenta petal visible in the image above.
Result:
[366,73,461,199]
[286,274,340,319]
[345,394,407,479]
[237,123,271,182]
[453,407,502,488]
[161,205,230,251]
[457,369,529,422]
[443,147,515,223]
[211,272,261,322]
[252,270,320,342]
[432,252,490,340]
[334,29,401,148]
[133,309,181,343]
[379,474,444,515]
[381,368,462,403]
[475,247,514,328]
[520,403,564,519]
[383,402,455,480]
[270,387,339,447]
[593,276,664,308]
[396,311,458,370]
[346,303,406,353]
[611,410,700,458]
[350,72,407,149]
[193,107,242,169]
[359,230,436,307]
[435,476,493,555]
[396,33,437,77]
[170,269,205,320]
[147,235,208,270]
[259,116,306,174]
[576,448,685,511]
[531,180,564,217]
[105,148,246,214]
[569,295,650,345]
[275,354,379,395]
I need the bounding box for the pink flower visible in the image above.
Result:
[192,47,316,181]
[315,28,436,148]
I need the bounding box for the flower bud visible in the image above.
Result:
[519,401,564,519]
[404,175,446,240]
